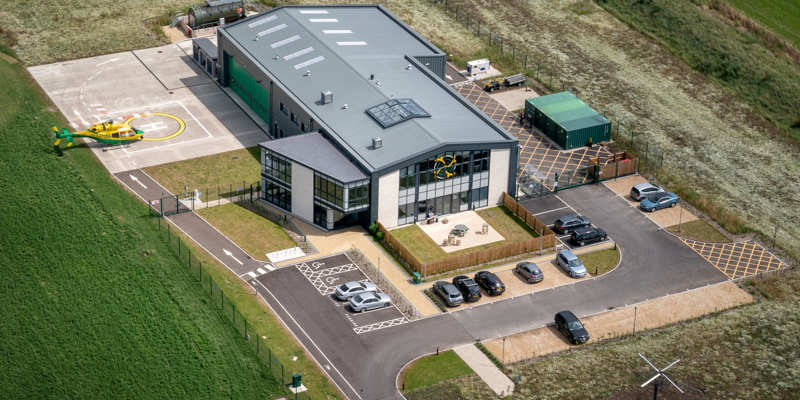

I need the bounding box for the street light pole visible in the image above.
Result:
[678,201,684,233]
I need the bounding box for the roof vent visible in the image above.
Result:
[375,80,381,86]
[342,104,349,110]
[372,137,383,149]
[303,70,312,77]
[320,90,333,105]
[405,64,413,70]
[370,74,374,80]
[272,54,279,60]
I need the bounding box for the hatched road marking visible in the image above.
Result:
[680,239,787,280]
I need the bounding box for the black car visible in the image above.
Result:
[571,226,607,247]
[553,215,591,234]
[474,271,505,296]
[515,262,544,283]
[452,275,482,302]
[554,310,589,344]
[432,281,463,307]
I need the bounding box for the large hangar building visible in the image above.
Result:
[216,5,518,230]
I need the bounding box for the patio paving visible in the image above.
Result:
[417,211,505,253]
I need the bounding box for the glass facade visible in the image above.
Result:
[398,150,490,225]
[314,172,370,230]
[261,149,292,211]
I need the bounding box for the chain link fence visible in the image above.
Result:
[149,214,314,400]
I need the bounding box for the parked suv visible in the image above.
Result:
[474,271,506,296]
[515,262,544,283]
[556,250,587,278]
[554,310,590,344]
[452,275,482,302]
[630,182,665,201]
[553,215,591,234]
[433,281,464,307]
[571,226,607,247]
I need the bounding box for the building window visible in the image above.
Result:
[347,184,369,210]
[314,173,369,212]
[314,173,344,209]
[280,102,287,115]
[262,149,291,185]
[397,150,491,224]
[262,177,291,212]
[300,122,305,132]
[290,112,296,124]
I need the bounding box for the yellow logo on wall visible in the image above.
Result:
[433,155,457,180]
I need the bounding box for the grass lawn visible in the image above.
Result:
[143,147,261,202]
[390,206,538,263]
[580,247,620,276]
[413,269,800,399]
[0,50,282,399]
[197,203,296,259]
[725,0,800,49]
[401,350,474,392]
[667,219,732,243]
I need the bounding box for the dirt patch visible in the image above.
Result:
[488,86,539,112]
[482,281,752,364]
[161,25,189,43]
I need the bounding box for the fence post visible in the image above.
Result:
[229,184,232,203]
[167,224,171,241]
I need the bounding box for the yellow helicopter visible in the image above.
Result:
[53,119,144,147]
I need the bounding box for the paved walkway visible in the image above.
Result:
[482,280,753,364]
[453,344,514,397]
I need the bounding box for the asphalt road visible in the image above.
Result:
[116,170,727,400]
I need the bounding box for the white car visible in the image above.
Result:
[334,281,377,300]
[348,292,392,312]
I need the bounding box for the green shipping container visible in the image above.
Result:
[524,91,610,150]
[225,54,270,125]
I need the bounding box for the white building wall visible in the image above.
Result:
[377,170,400,228]
[488,148,510,205]
[291,162,314,222]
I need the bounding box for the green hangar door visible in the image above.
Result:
[226,55,269,125]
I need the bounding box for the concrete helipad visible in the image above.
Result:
[29,41,268,173]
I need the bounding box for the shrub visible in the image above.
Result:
[376,231,385,241]
[368,223,379,235]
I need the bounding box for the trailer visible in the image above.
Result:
[483,73,527,92]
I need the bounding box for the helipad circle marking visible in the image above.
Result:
[125,112,185,142]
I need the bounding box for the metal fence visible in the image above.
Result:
[148,215,315,399]
[346,248,420,320]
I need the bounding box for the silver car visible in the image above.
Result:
[348,292,392,312]
[334,281,377,300]
[556,250,587,278]
[630,182,665,201]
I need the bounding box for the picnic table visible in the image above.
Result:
[451,224,469,237]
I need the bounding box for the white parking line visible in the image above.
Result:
[534,206,569,215]
[254,280,363,400]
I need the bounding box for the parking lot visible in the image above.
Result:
[519,194,614,250]
[290,253,408,335]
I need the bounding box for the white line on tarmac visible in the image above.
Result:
[534,206,569,215]
[96,57,119,67]
[73,109,88,125]
[254,280,363,400]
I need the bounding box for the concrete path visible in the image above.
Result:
[453,344,515,397]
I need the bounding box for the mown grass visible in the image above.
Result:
[400,350,474,392]
[143,146,262,201]
[197,203,296,259]
[724,0,800,49]
[413,269,800,399]
[0,52,282,399]
[580,247,620,276]
[667,219,732,243]
[390,206,539,263]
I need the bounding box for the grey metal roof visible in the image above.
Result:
[260,133,367,183]
[221,5,516,173]
[193,37,218,59]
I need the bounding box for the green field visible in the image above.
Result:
[725,0,800,49]
[667,219,732,243]
[0,52,282,398]
[197,203,296,259]
[400,350,474,392]
[408,270,800,399]
[143,147,262,202]
[580,247,620,276]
